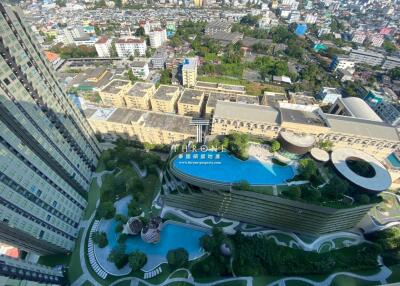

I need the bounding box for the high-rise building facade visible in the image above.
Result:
[0,3,100,255]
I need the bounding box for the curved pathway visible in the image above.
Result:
[243,229,364,252]
[71,211,100,286]
[266,257,391,286]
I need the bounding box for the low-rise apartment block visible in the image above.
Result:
[205,92,259,117]
[205,20,232,35]
[99,79,132,107]
[349,49,385,67]
[177,89,205,117]
[195,81,246,94]
[151,85,181,113]
[317,87,342,105]
[125,82,155,110]
[115,37,147,57]
[85,107,196,145]
[382,56,400,70]
[131,60,149,80]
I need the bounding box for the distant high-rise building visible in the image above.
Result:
[115,37,147,57]
[95,36,112,57]
[181,58,197,88]
[149,28,167,48]
[0,3,100,255]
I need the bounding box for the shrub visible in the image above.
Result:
[128,251,147,271]
[92,232,108,248]
[167,248,189,269]
[115,222,124,233]
[118,233,128,244]
[97,202,116,219]
[282,186,301,200]
[108,244,128,269]
[270,140,281,152]
[233,180,251,191]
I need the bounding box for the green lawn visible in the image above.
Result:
[170,269,189,279]
[38,253,70,267]
[214,280,247,286]
[198,76,285,95]
[67,229,84,283]
[203,219,233,228]
[163,213,186,223]
[83,179,101,220]
[330,275,376,286]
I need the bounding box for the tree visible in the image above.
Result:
[270,140,281,152]
[97,201,116,219]
[56,0,67,7]
[128,199,142,217]
[227,132,250,160]
[128,251,147,271]
[318,140,333,151]
[160,69,172,84]
[383,40,397,53]
[389,67,400,81]
[356,194,371,205]
[298,159,318,181]
[135,27,145,37]
[108,244,128,269]
[128,69,138,83]
[282,186,301,200]
[233,180,251,191]
[92,232,108,248]
[167,248,189,269]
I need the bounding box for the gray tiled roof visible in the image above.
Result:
[214,101,280,124]
[325,114,400,141]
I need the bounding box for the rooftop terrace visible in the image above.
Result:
[153,85,180,100]
[179,89,204,105]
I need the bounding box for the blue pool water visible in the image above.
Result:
[387,154,400,168]
[107,220,207,261]
[172,151,295,185]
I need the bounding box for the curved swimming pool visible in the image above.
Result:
[105,220,207,271]
[172,151,295,185]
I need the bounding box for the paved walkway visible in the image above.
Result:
[71,211,99,286]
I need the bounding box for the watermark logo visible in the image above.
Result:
[175,144,224,165]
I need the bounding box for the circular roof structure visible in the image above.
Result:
[331,148,391,192]
[310,148,329,162]
[341,97,382,122]
[279,131,315,148]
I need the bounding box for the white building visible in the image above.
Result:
[149,28,167,49]
[330,56,355,72]
[317,87,342,105]
[304,14,317,24]
[131,60,150,80]
[351,31,366,44]
[115,37,147,57]
[288,11,301,23]
[95,37,112,57]
[368,34,384,47]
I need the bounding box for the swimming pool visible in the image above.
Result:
[387,153,400,169]
[105,220,207,271]
[172,151,295,185]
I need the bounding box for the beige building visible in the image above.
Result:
[205,92,259,118]
[151,85,181,113]
[85,107,196,145]
[177,89,205,117]
[124,82,155,110]
[99,79,132,107]
[195,81,246,95]
[211,101,400,160]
